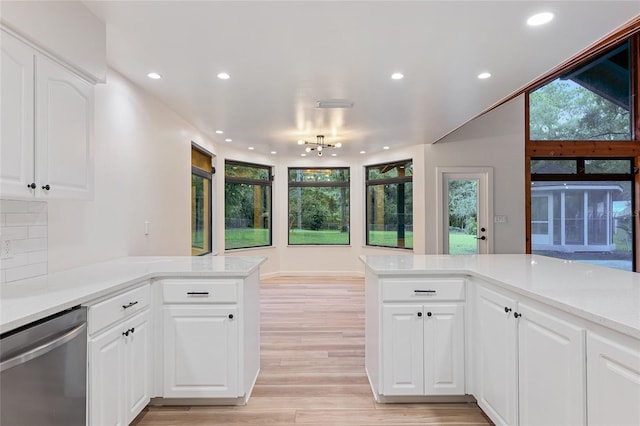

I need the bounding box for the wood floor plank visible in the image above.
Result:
[134,276,492,425]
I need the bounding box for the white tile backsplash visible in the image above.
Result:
[0,199,48,283]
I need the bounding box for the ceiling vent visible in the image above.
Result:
[316,99,354,109]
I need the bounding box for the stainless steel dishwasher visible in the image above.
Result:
[1,306,87,426]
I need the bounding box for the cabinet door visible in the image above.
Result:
[381,304,424,395]
[518,303,585,425]
[163,306,238,398]
[125,310,151,424]
[476,286,518,426]
[423,304,465,395]
[0,31,35,198]
[587,332,640,426]
[35,54,93,199]
[89,325,126,426]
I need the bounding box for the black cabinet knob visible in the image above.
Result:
[417,312,422,317]
[504,307,512,313]
[41,184,50,191]
[122,330,129,337]
[130,327,135,334]
[514,312,522,319]
[228,314,234,319]
[427,312,432,317]
[27,183,36,189]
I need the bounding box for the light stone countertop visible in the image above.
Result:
[360,254,640,340]
[0,255,266,334]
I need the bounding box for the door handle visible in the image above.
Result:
[0,323,87,372]
[476,235,486,240]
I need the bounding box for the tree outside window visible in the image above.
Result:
[366,160,413,249]
[288,168,350,245]
[225,161,272,250]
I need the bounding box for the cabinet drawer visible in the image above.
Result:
[162,279,238,304]
[88,283,150,335]
[381,278,465,302]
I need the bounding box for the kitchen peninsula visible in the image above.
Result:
[0,255,265,425]
[361,254,640,426]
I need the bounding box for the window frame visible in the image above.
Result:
[191,143,213,256]
[365,159,413,249]
[524,28,640,272]
[224,159,273,250]
[287,167,351,246]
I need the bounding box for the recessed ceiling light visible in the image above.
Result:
[301,154,307,157]
[297,140,305,145]
[331,153,337,157]
[225,138,232,142]
[217,72,230,80]
[215,130,224,134]
[271,151,277,155]
[147,72,162,79]
[391,73,404,80]
[383,146,390,150]
[335,142,342,148]
[360,151,366,154]
[527,12,554,26]
[248,147,254,150]
[478,72,492,79]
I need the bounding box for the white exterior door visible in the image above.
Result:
[163,306,239,398]
[476,286,518,426]
[531,194,553,245]
[1,31,35,198]
[437,167,493,254]
[518,303,585,425]
[35,53,93,199]
[423,304,465,395]
[89,325,126,426]
[125,310,151,424]
[381,304,424,395]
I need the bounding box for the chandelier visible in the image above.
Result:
[297,135,342,157]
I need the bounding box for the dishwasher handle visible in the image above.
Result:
[0,322,87,372]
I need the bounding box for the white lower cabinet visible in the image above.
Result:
[587,332,640,425]
[382,303,465,396]
[89,309,151,426]
[163,306,238,398]
[476,284,585,426]
[87,283,151,426]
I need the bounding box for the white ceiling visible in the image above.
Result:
[84,1,640,157]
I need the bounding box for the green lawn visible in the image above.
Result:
[225,228,270,249]
[448,232,477,254]
[368,231,413,248]
[288,229,349,245]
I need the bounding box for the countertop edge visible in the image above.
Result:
[361,260,640,340]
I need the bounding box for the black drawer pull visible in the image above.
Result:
[414,290,437,294]
[122,301,138,309]
[187,291,210,296]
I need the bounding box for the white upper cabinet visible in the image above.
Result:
[1,31,34,196]
[35,53,93,199]
[0,30,94,200]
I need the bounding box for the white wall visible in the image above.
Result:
[47,69,213,272]
[424,95,526,254]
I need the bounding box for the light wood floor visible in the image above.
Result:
[133,276,492,425]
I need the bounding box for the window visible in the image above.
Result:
[526,27,639,272]
[224,160,272,250]
[288,168,350,245]
[530,158,634,271]
[529,40,631,141]
[191,145,213,255]
[365,160,413,249]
